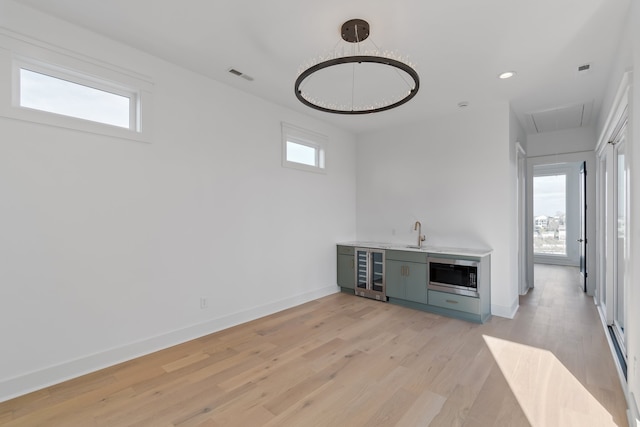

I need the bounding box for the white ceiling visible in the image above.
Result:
[16,0,631,135]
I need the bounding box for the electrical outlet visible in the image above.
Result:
[200,297,208,309]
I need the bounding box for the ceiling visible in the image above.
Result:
[16,0,631,135]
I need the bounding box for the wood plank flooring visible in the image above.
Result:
[0,265,628,426]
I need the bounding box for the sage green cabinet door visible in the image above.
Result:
[404,261,427,304]
[385,259,426,302]
[337,254,355,289]
[385,259,405,299]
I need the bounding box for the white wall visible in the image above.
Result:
[526,126,597,157]
[355,104,519,318]
[0,2,357,401]
[597,13,632,136]
[510,107,528,295]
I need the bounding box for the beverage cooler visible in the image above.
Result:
[355,248,386,301]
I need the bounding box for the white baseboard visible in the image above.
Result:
[491,298,519,319]
[0,285,339,403]
[628,393,640,427]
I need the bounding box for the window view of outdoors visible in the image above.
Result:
[534,174,566,255]
[286,140,317,166]
[20,68,131,128]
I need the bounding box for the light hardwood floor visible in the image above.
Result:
[0,265,628,426]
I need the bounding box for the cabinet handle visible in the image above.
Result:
[351,259,354,268]
[402,266,408,276]
[445,299,459,304]
[406,266,410,276]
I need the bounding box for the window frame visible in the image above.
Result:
[281,122,327,174]
[0,30,153,143]
[15,59,138,131]
[532,162,581,266]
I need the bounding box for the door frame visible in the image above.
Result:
[526,152,597,294]
[531,162,580,266]
[516,142,528,295]
[595,72,630,326]
[579,161,587,292]
[596,115,628,352]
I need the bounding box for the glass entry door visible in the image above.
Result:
[532,162,582,267]
[533,173,567,257]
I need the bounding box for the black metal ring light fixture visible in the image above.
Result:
[294,19,420,115]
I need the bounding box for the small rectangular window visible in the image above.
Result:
[286,140,322,167]
[282,123,326,173]
[20,68,133,129]
[0,33,152,142]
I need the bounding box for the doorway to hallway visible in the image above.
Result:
[525,153,595,297]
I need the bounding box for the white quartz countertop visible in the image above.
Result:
[338,241,492,258]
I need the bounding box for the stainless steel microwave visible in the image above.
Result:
[428,257,479,297]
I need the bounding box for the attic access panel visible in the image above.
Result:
[525,101,593,134]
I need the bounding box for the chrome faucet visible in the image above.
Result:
[414,221,426,248]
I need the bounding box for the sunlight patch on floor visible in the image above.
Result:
[483,335,619,427]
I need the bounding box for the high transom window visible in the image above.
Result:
[281,123,327,173]
[0,38,152,143]
[19,67,134,129]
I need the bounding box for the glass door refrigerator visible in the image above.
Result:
[355,248,386,301]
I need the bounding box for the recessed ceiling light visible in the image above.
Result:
[498,71,516,79]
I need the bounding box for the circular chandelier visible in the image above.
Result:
[294,19,420,115]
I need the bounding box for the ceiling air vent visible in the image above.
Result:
[578,63,592,76]
[228,68,254,81]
